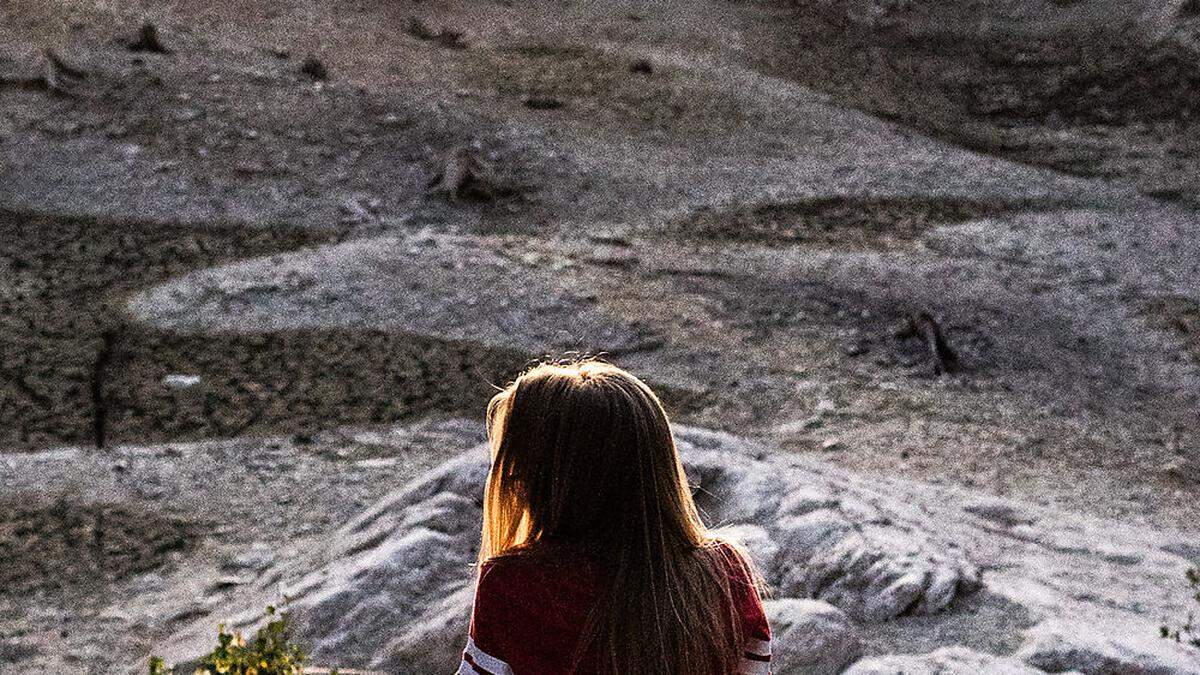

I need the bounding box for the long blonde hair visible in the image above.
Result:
[480,359,759,674]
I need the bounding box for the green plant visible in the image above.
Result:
[149,606,308,674]
[1161,567,1199,647]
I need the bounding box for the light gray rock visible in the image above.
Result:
[679,445,789,524]
[795,533,981,622]
[128,233,653,355]
[771,507,980,621]
[280,453,489,671]
[677,429,982,623]
[765,599,862,675]
[224,430,985,671]
[128,422,1199,674]
[844,646,1043,674]
[374,585,474,675]
[777,487,842,518]
[1016,617,1200,675]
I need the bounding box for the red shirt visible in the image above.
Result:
[458,543,771,675]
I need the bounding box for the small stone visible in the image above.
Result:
[162,374,202,389]
[821,438,843,451]
[1161,456,1198,483]
[300,55,328,80]
[842,341,869,357]
[775,416,823,434]
[208,576,250,592]
[381,113,410,127]
[525,96,564,110]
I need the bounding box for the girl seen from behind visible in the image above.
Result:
[458,360,771,675]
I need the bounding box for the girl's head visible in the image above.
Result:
[481,359,706,559]
[480,359,755,675]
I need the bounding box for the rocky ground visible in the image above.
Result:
[2,0,1200,672]
[3,423,1198,673]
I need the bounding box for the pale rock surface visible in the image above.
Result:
[148,424,1199,674]
[845,646,1043,674]
[127,233,651,355]
[1016,616,1200,675]
[285,454,488,672]
[764,598,862,674]
[185,427,986,672]
[678,428,982,624]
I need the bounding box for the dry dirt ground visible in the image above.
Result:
[1,0,1200,670]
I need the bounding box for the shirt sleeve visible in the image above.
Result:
[723,546,772,675]
[737,584,771,675]
[458,563,516,675]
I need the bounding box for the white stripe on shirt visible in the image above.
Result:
[745,637,771,658]
[740,637,772,675]
[461,636,515,675]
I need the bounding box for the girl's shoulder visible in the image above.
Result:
[705,539,761,587]
[478,546,601,597]
[469,548,604,672]
[706,539,772,641]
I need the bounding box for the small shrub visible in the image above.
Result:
[149,606,309,674]
[1160,567,1200,647]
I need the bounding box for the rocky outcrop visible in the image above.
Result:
[127,233,652,355]
[260,429,980,671]
[284,453,487,673]
[682,431,982,624]
[167,424,1199,674]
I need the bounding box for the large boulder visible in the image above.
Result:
[252,428,984,671]
[146,422,1199,674]
[677,428,981,623]
[774,515,981,621]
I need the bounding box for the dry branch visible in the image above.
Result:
[128,22,171,54]
[426,147,509,201]
[907,312,959,375]
[407,17,467,49]
[41,48,89,95]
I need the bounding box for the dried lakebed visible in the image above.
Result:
[0,211,534,452]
